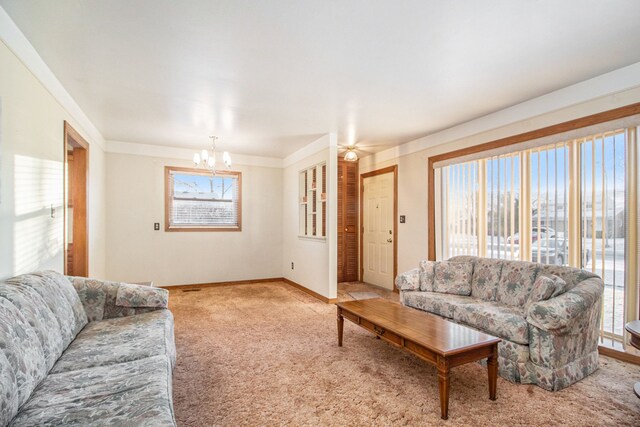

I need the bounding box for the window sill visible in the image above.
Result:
[298,235,326,241]
[166,226,242,232]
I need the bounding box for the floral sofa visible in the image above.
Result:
[395,256,603,391]
[0,271,176,426]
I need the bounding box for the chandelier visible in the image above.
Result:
[193,136,232,174]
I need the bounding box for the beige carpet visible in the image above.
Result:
[169,282,640,426]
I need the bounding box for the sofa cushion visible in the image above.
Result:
[0,284,64,372]
[8,355,176,427]
[0,351,19,427]
[470,258,503,301]
[68,277,108,322]
[6,272,87,348]
[524,274,566,312]
[433,261,473,296]
[418,260,436,291]
[37,271,88,327]
[454,301,529,344]
[51,310,176,374]
[496,261,539,307]
[402,291,479,320]
[0,297,48,410]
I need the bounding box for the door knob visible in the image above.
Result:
[387,238,393,243]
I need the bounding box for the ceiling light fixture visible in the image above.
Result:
[344,147,358,162]
[193,136,232,174]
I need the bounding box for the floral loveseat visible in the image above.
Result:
[0,271,176,426]
[395,256,603,391]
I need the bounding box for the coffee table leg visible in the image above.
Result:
[337,307,344,347]
[487,343,498,401]
[437,356,450,420]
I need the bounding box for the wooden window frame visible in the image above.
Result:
[164,166,242,232]
[428,102,640,261]
[427,102,640,362]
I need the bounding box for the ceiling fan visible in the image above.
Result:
[338,143,375,162]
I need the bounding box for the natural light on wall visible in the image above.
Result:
[13,155,63,274]
[435,122,639,348]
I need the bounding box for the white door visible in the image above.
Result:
[363,172,394,289]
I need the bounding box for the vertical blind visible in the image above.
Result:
[442,161,479,258]
[487,154,520,260]
[437,126,636,344]
[580,130,626,339]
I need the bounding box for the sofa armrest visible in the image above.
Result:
[115,283,168,308]
[68,276,169,322]
[526,277,603,335]
[395,268,420,291]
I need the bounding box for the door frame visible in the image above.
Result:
[63,121,90,276]
[359,165,398,291]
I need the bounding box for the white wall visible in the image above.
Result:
[359,81,640,275]
[0,38,107,280]
[281,134,338,299]
[88,145,107,278]
[105,152,283,286]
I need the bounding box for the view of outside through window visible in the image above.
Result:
[487,154,520,260]
[441,129,629,341]
[443,161,479,257]
[581,131,626,338]
[530,144,569,266]
[170,172,238,226]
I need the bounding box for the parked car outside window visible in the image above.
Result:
[508,227,591,266]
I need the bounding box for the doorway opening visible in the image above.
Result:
[63,121,89,277]
[360,165,398,291]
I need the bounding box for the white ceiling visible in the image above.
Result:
[2,0,640,158]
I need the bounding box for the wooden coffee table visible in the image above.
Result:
[337,298,501,420]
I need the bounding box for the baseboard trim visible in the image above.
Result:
[598,345,640,365]
[282,278,337,304]
[160,278,283,291]
[161,277,337,304]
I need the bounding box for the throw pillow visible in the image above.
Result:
[524,274,567,312]
[419,260,436,291]
[116,283,169,308]
[470,258,503,301]
[433,261,473,296]
[496,261,539,307]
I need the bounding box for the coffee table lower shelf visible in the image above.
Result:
[337,300,500,420]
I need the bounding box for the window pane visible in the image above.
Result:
[530,143,569,265]
[442,162,479,258]
[581,131,626,338]
[168,169,240,229]
[486,154,520,260]
[436,125,636,346]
